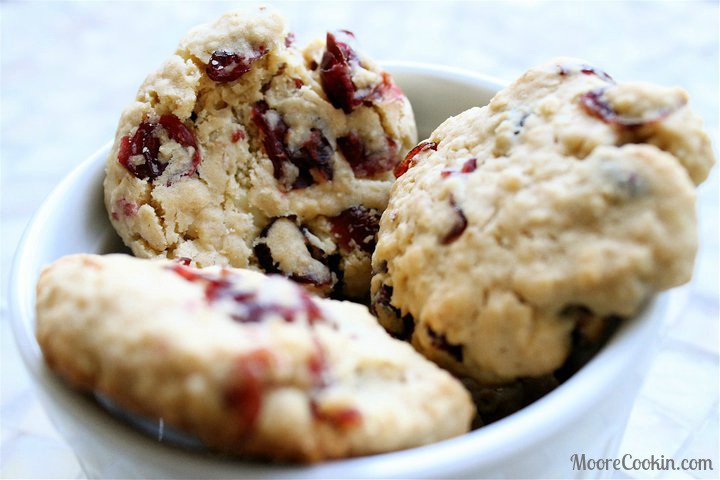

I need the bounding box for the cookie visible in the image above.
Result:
[103,7,417,300]
[35,254,473,462]
[371,58,714,385]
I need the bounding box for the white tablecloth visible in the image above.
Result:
[1,2,717,478]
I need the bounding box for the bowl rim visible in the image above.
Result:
[8,61,666,478]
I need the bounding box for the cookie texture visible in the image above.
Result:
[104,7,416,300]
[36,254,472,462]
[371,58,714,385]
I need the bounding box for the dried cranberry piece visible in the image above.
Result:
[557,63,614,83]
[441,197,467,245]
[461,158,478,173]
[427,326,463,362]
[441,158,477,178]
[118,122,161,180]
[307,334,330,388]
[118,114,200,182]
[580,88,619,124]
[167,264,324,324]
[394,141,438,177]
[338,132,399,177]
[578,65,614,83]
[174,257,192,266]
[225,349,272,430]
[329,206,380,254]
[365,72,405,105]
[292,128,334,186]
[319,32,363,113]
[231,129,245,143]
[337,132,363,169]
[251,101,291,182]
[252,102,334,190]
[206,48,267,83]
[167,263,202,282]
[311,400,362,429]
[158,114,197,149]
[110,198,138,220]
[580,87,674,128]
[301,293,324,324]
[284,32,295,47]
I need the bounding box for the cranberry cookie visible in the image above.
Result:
[36,254,472,462]
[104,7,416,300]
[371,58,714,386]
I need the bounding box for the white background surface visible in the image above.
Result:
[1,1,717,478]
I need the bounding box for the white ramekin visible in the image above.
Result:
[9,63,668,479]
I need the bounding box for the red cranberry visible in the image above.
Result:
[338,132,399,177]
[329,206,380,254]
[579,89,619,124]
[580,87,674,128]
[441,158,477,178]
[111,198,138,220]
[118,114,200,182]
[225,349,272,429]
[319,32,363,113]
[231,129,245,143]
[293,128,334,186]
[394,141,438,178]
[310,401,362,429]
[460,158,478,173]
[308,335,329,388]
[121,198,137,216]
[251,101,291,183]
[206,48,267,83]
[167,263,203,282]
[337,133,363,169]
[557,63,614,83]
[300,293,324,324]
[579,65,614,83]
[441,197,467,245]
[167,264,324,324]
[365,72,405,105]
[174,257,192,266]
[252,102,334,190]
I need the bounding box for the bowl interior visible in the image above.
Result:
[9,63,665,478]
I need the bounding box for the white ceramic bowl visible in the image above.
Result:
[10,63,667,479]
